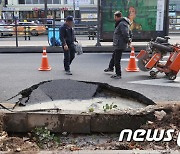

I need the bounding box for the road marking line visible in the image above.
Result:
[129,77,180,88]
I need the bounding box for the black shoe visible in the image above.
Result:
[65,71,73,75]
[104,68,114,72]
[111,74,121,79]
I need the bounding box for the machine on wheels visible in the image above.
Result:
[136,37,180,80]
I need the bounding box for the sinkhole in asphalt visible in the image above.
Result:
[12,79,155,112]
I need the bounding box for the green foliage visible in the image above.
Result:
[32,127,60,149]
[89,108,94,112]
[103,103,118,112]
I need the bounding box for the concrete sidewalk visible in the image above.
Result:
[0,35,179,47]
[0,35,179,53]
[0,35,149,47]
[0,35,147,53]
[0,39,148,47]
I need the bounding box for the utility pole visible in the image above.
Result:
[44,0,48,23]
[73,0,76,18]
[96,0,101,46]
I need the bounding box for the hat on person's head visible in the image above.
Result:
[66,16,74,22]
[114,11,122,17]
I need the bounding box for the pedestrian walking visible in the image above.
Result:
[60,16,78,75]
[104,11,132,79]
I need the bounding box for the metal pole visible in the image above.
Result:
[24,26,27,40]
[53,12,56,47]
[73,0,76,18]
[165,0,170,36]
[44,0,48,24]
[15,18,18,47]
[96,0,101,46]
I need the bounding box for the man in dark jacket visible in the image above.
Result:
[104,11,132,79]
[60,16,77,75]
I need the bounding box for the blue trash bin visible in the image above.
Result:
[48,28,62,46]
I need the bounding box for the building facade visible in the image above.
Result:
[2,0,97,21]
[169,0,180,26]
[169,0,180,17]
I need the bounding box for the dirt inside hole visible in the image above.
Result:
[0,113,39,152]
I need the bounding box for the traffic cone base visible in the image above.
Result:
[126,68,139,72]
[38,67,51,71]
[125,46,139,72]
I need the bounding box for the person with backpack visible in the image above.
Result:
[104,11,132,79]
[60,16,78,75]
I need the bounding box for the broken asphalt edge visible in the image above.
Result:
[1,79,157,134]
[79,80,155,106]
[8,79,155,108]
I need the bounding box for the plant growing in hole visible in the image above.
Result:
[32,127,60,149]
[89,107,94,112]
[103,103,118,112]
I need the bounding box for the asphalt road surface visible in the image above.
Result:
[0,53,179,103]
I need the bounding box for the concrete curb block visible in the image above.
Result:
[4,112,91,133]
[3,107,156,133]
[4,104,174,134]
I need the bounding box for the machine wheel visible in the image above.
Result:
[138,58,151,72]
[165,72,170,76]
[168,74,177,80]
[150,71,157,79]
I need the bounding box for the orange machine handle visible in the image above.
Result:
[136,50,147,59]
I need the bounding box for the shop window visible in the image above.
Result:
[90,0,94,4]
[33,11,38,18]
[5,0,8,5]
[25,0,32,4]
[32,0,38,4]
[64,0,67,4]
[53,0,61,4]
[40,11,45,18]
[39,0,44,4]
[19,0,25,4]
[47,0,52,4]
[56,11,61,18]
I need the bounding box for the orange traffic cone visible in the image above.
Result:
[38,47,51,71]
[126,46,139,72]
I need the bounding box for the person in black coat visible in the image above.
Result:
[60,16,77,75]
[104,11,132,79]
